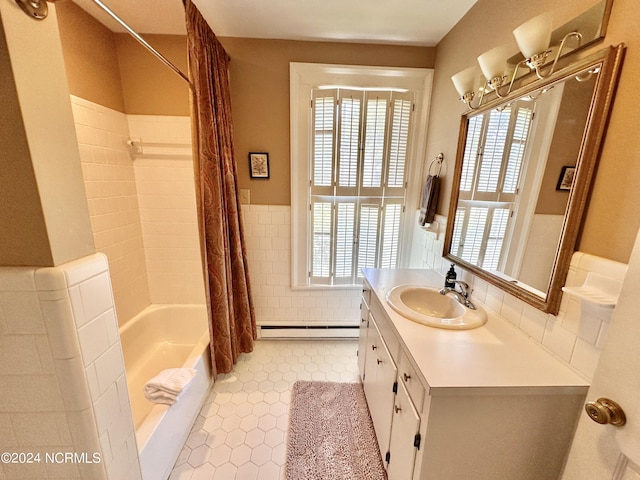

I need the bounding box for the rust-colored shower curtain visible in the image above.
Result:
[184,0,256,379]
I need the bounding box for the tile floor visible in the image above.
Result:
[168,339,360,480]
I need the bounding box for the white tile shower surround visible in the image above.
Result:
[169,339,360,480]
[71,97,205,324]
[71,95,151,325]
[128,115,206,306]
[409,213,628,381]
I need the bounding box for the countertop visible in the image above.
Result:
[362,268,590,396]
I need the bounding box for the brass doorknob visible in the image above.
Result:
[585,398,626,426]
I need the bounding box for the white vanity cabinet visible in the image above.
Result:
[358,270,590,480]
[363,314,397,455]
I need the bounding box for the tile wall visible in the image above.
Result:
[71,98,206,324]
[409,214,628,381]
[0,253,141,479]
[71,96,150,326]
[242,205,362,328]
[128,116,205,306]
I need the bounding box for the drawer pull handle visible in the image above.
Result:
[371,345,377,351]
[361,317,367,323]
[377,359,383,365]
[403,373,411,382]
[394,405,402,414]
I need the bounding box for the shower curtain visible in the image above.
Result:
[184,0,256,378]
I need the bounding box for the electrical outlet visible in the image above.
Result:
[239,189,250,204]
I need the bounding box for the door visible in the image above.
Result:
[357,291,370,380]
[387,380,420,480]
[562,228,640,479]
[363,315,397,458]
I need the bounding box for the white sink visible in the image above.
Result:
[386,285,487,330]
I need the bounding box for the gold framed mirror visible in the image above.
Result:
[443,44,625,314]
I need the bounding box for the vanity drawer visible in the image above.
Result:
[370,295,401,362]
[398,352,425,410]
[362,281,372,308]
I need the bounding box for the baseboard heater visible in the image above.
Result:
[258,325,359,339]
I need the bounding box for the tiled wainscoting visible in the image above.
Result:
[0,253,140,479]
[409,214,628,381]
[241,205,362,330]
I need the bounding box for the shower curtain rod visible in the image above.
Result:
[89,0,191,86]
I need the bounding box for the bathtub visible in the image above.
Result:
[119,304,211,480]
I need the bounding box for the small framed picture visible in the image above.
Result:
[249,152,270,179]
[556,166,576,191]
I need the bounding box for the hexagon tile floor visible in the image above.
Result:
[168,339,360,480]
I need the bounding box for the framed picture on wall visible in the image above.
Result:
[249,152,270,179]
[556,166,576,191]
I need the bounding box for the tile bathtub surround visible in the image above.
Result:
[242,205,362,327]
[169,339,360,480]
[128,115,206,305]
[72,98,206,319]
[409,214,628,380]
[0,253,142,479]
[71,96,151,326]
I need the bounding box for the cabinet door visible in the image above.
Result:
[357,293,369,381]
[363,315,397,458]
[387,380,421,480]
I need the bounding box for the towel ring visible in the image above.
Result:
[428,153,444,177]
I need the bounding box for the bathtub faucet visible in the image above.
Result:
[439,281,476,310]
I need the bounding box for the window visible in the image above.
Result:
[309,88,414,285]
[290,63,433,288]
[451,100,534,271]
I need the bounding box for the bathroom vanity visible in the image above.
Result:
[358,268,590,480]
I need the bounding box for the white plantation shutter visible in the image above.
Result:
[460,115,483,197]
[362,93,388,191]
[502,106,533,195]
[477,108,510,195]
[311,202,332,283]
[453,99,534,269]
[334,201,357,284]
[337,90,364,196]
[309,88,413,285]
[380,201,403,269]
[312,90,336,192]
[387,92,413,194]
[483,207,510,270]
[357,203,381,274]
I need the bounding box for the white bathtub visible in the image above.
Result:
[119,304,211,480]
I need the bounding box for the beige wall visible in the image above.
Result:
[428,0,640,264]
[115,34,190,116]
[56,3,189,116]
[535,76,594,215]
[219,37,435,205]
[0,23,53,266]
[55,5,435,206]
[56,1,125,113]
[0,3,94,267]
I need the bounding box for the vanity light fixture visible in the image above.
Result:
[452,12,582,109]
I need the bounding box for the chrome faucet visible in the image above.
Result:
[439,280,476,310]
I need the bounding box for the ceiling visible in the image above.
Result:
[71,0,477,46]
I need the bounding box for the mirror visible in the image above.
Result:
[443,44,625,314]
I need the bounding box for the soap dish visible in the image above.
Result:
[562,272,623,307]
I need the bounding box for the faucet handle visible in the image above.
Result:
[454,280,471,296]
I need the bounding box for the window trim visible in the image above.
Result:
[290,63,433,287]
